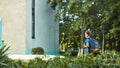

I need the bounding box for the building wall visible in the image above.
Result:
[0,0,26,54]
[26,0,59,55]
[0,0,59,54]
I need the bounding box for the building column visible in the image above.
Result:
[26,0,59,55]
[0,18,2,49]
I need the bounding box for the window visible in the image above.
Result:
[32,0,35,39]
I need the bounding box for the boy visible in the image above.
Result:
[83,30,91,54]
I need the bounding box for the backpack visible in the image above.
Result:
[89,38,98,52]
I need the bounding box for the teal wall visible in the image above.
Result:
[0,18,2,49]
[26,0,59,55]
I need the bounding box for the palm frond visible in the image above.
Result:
[0,45,10,66]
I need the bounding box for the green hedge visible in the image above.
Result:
[2,51,120,68]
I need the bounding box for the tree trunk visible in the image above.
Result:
[102,29,105,53]
[77,28,84,56]
[77,16,85,56]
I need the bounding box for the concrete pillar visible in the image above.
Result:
[26,0,59,55]
[0,18,2,49]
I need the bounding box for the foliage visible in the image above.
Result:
[27,57,46,68]
[0,45,10,67]
[31,47,44,55]
[5,60,27,68]
[47,0,120,53]
[1,51,120,68]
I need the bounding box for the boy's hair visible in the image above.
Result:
[85,30,91,36]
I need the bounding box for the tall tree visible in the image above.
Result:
[47,0,120,55]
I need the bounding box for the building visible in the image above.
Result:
[0,0,59,55]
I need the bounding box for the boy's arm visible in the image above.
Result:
[83,43,89,48]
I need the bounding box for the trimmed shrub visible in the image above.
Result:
[31,47,44,55]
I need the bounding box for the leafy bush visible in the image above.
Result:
[60,47,78,57]
[31,47,44,55]
[1,50,120,68]
[27,57,46,68]
[5,59,27,68]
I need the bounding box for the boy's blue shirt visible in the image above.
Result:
[85,38,90,53]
